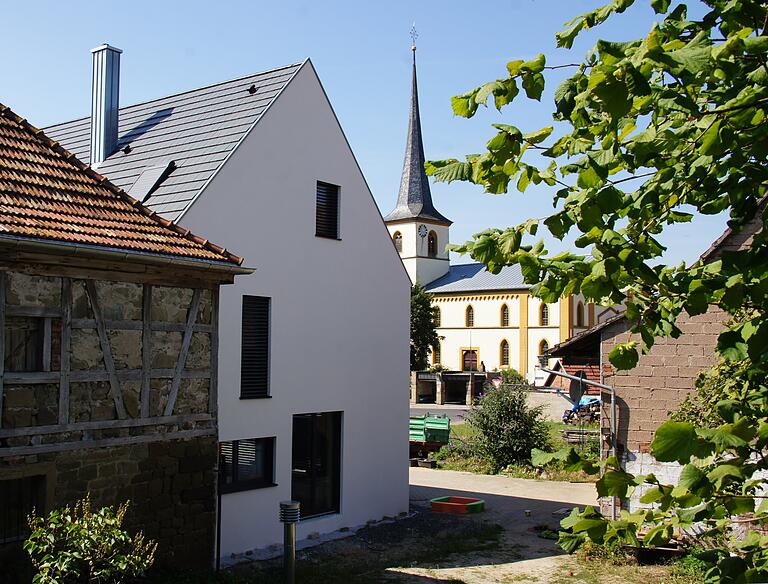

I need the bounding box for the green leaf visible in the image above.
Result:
[608,342,639,370]
[699,120,722,156]
[651,421,698,464]
[596,469,637,499]
[523,127,553,145]
[522,72,545,101]
[678,464,706,491]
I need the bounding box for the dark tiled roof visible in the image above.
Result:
[0,103,243,265]
[383,52,450,226]
[45,63,303,222]
[425,262,530,294]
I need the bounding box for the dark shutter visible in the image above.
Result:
[316,181,339,239]
[241,296,269,398]
[219,438,275,493]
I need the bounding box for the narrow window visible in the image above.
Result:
[433,306,441,327]
[500,304,509,327]
[432,342,441,365]
[393,231,402,253]
[539,339,549,355]
[540,303,549,326]
[0,475,46,544]
[316,181,340,239]
[219,437,276,493]
[576,302,584,327]
[500,340,509,366]
[241,296,270,399]
[462,349,478,371]
[427,231,438,257]
[5,317,61,372]
[465,305,474,328]
[292,412,342,518]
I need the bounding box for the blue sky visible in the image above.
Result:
[2,0,724,265]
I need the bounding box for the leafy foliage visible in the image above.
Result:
[24,496,156,584]
[500,367,527,385]
[430,0,768,580]
[410,284,440,371]
[466,385,552,472]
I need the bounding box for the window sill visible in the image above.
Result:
[300,510,340,522]
[239,395,272,400]
[221,482,278,495]
[315,234,342,241]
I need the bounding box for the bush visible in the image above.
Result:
[499,367,526,385]
[466,385,551,472]
[24,496,156,584]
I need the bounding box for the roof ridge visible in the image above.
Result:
[0,102,243,266]
[44,61,305,130]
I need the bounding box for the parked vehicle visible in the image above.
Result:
[563,396,601,425]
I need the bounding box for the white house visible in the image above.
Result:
[46,46,410,559]
[384,48,613,397]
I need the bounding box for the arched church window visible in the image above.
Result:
[540,304,549,326]
[539,339,549,355]
[432,342,441,365]
[427,231,438,258]
[500,340,509,366]
[393,231,402,253]
[576,302,584,327]
[500,304,509,327]
[465,305,474,328]
[433,306,441,327]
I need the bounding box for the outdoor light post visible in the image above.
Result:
[279,500,301,584]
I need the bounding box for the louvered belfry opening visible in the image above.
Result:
[240,295,270,398]
[315,181,340,239]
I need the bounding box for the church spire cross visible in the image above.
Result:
[383,30,452,226]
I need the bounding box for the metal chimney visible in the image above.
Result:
[89,44,122,167]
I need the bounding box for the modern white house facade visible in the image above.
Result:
[384,48,607,393]
[47,48,410,559]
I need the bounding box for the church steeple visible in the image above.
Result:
[384,41,451,226]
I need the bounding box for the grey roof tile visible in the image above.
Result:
[425,263,530,294]
[45,62,302,221]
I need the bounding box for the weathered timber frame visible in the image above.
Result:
[0,263,222,457]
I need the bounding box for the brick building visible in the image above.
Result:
[548,212,761,511]
[0,104,249,579]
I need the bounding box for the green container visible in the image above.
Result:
[409,415,450,443]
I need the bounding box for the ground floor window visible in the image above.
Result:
[219,437,276,493]
[291,411,342,518]
[0,475,46,544]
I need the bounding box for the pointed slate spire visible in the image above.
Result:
[384,44,451,226]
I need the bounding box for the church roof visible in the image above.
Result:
[425,263,530,294]
[383,50,451,226]
[44,62,303,222]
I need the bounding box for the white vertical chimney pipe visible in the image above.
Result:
[90,44,122,167]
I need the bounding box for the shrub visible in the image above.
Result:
[24,496,157,584]
[500,367,527,386]
[466,385,551,472]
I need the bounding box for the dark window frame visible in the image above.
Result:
[315,181,341,240]
[427,231,438,257]
[4,316,61,373]
[0,475,46,544]
[240,295,270,399]
[219,437,277,494]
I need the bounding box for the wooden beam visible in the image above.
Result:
[42,317,52,372]
[0,413,212,439]
[71,319,213,333]
[58,278,72,424]
[0,272,5,430]
[4,368,211,385]
[164,289,201,416]
[5,305,61,318]
[141,284,152,418]
[0,427,216,458]
[209,288,219,416]
[85,280,127,419]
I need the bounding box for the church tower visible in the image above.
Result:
[384,40,451,286]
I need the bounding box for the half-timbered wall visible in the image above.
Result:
[0,268,220,574]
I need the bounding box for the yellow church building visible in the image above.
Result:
[384,45,612,402]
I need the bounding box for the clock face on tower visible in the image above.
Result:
[418,224,428,238]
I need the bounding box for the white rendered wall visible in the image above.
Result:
[178,62,411,557]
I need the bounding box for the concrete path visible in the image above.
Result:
[389,468,599,583]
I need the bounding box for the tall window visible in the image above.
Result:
[427,231,438,257]
[433,306,441,327]
[500,340,509,366]
[393,231,402,253]
[465,305,474,328]
[539,339,549,355]
[241,296,270,399]
[462,349,478,371]
[292,412,342,518]
[5,317,61,372]
[576,302,584,327]
[1,476,46,544]
[500,304,509,327]
[539,303,549,326]
[316,181,340,239]
[219,437,276,493]
[432,342,441,365]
